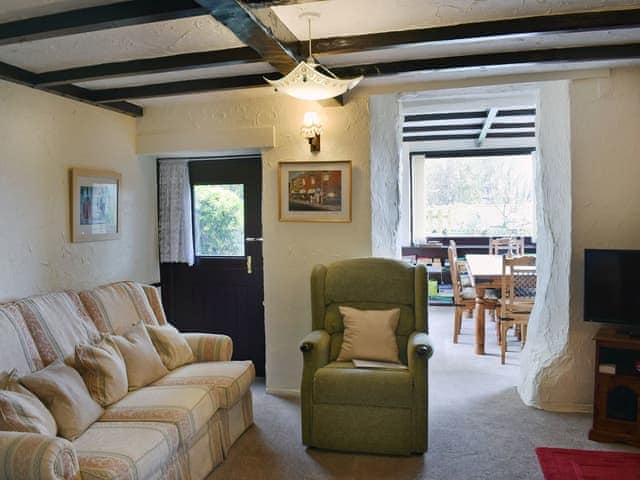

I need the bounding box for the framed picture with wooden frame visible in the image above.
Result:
[70,168,121,242]
[278,161,352,222]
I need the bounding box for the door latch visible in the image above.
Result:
[246,255,252,274]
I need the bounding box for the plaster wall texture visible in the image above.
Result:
[370,94,403,258]
[519,81,576,411]
[136,94,372,392]
[0,80,158,302]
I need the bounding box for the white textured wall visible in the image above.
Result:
[519,81,575,410]
[370,94,402,258]
[521,68,640,411]
[0,81,158,302]
[136,94,372,392]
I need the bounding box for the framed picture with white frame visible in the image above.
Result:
[70,168,121,242]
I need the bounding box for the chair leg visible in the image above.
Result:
[521,323,528,347]
[466,307,474,318]
[453,308,462,344]
[500,322,509,365]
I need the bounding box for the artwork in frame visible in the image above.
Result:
[278,161,352,222]
[70,168,121,242]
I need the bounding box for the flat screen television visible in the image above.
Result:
[584,249,640,328]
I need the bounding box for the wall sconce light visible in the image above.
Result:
[301,111,322,152]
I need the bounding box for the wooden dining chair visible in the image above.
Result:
[489,237,525,257]
[498,256,536,364]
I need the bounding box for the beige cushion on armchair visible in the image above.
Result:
[336,307,401,363]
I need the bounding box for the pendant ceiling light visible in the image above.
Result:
[265,13,363,101]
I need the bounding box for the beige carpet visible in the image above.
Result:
[208,306,638,480]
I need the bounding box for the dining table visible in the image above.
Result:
[464,254,505,355]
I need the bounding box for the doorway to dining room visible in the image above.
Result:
[398,86,540,373]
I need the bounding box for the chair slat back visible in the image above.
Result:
[501,256,536,315]
[448,245,463,305]
[489,237,525,256]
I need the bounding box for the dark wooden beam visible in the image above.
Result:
[92,74,272,102]
[405,111,487,122]
[311,8,640,56]
[497,109,537,116]
[0,1,208,46]
[246,0,328,6]
[412,147,536,157]
[0,61,142,116]
[492,122,536,129]
[333,44,640,78]
[35,48,262,87]
[197,0,300,75]
[403,124,484,133]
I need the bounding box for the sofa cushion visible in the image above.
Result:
[141,284,168,326]
[110,322,168,391]
[0,304,43,375]
[0,370,57,436]
[313,362,413,409]
[99,385,217,445]
[74,421,184,480]
[75,336,128,407]
[153,361,255,409]
[79,281,159,335]
[146,324,195,370]
[18,291,100,365]
[20,361,104,440]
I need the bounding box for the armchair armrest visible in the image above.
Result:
[0,432,80,480]
[408,332,434,371]
[300,330,331,372]
[182,333,233,362]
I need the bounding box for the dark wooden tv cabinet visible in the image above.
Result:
[589,327,640,447]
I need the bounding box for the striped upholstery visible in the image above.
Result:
[75,337,128,407]
[18,292,99,365]
[99,385,218,445]
[0,370,57,436]
[141,285,168,326]
[153,361,255,410]
[0,431,80,480]
[216,391,253,456]
[79,281,159,335]
[74,421,184,480]
[0,304,43,375]
[183,333,233,362]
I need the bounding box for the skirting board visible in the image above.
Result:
[266,387,300,397]
[535,401,593,414]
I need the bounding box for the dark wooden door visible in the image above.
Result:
[160,156,265,376]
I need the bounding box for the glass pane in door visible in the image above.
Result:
[193,184,245,257]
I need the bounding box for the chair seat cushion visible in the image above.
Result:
[74,421,184,480]
[461,287,477,300]
[153,361,255,409]
[99,385,217,445]
[313,362,412,408]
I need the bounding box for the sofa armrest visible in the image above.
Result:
[0,432,80,480]
[183,333,233,362]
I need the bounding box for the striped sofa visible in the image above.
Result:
[0,281,255,480]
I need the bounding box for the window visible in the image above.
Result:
[412,154,534,242]
[193,184,245,257]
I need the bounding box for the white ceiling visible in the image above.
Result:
[1,0,640,103]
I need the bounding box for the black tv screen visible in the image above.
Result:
[584,249,640,326]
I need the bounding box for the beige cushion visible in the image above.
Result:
[0,370,57,436]
[75,337,128,407]
[336,306,401,363]
[111,323,168,391]
[19,361,103,440]
[145,324,195,371]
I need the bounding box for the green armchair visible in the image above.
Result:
[300,258,433,455]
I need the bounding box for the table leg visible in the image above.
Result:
[475,287,486,355]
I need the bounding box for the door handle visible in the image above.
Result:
[246,255,252,275]
[245,237,263,242]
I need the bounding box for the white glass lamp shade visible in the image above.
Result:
[301,111,322,138]
[265,61,363,101]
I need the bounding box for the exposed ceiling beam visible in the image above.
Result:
[477,108,498,146]
[35,48,262,87]
[92,74,272,102]
[82,43,640,102]
[197,0,300,74]
[403,124,485,132]
[245,0,328,7]
[311,8,640,56]
[0,1,208,46]
[0,61,142,116]
[332,44,640,78]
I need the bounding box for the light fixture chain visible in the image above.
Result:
[308,18,312,60]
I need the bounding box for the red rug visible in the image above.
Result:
[536,447,640,480]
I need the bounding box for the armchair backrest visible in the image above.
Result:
[311,258,427,364]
